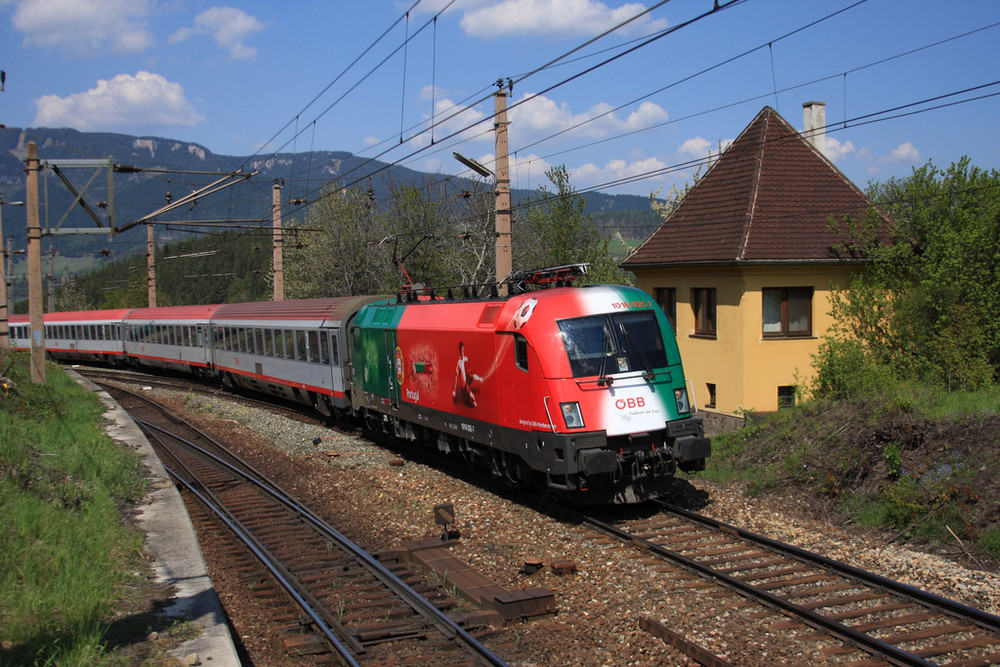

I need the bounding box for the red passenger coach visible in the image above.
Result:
[8,313,30,350]
[124,304,223,375]
[36,309,132,364]
[210,296,387,415]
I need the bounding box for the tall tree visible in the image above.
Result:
[285,184,397,298]
[821,157,1000,391]
[518,165,632,285]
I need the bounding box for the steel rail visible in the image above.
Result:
[583,512,938,667]
[139,421,365,657]
[137,416,508,667]
[658,501,1000,634]
[164,463,362,666]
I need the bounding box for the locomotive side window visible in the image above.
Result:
[514,333,529,371]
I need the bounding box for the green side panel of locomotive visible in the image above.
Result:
[351,302,407,400]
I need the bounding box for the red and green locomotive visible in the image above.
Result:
[348,281,710,504]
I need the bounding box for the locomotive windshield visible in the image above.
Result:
[557,310,669,378]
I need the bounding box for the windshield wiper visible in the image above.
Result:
[597,323,613,386]
[621,326,657,381]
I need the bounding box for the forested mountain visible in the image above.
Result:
[1,126,661,307]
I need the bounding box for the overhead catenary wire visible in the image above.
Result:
[272,0,745,222]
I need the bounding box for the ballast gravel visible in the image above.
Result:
[157,389,1000,666]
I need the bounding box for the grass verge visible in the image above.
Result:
[0,350,197,665]
[704,392,1000,566]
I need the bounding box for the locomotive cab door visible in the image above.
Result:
[385,330,400,410]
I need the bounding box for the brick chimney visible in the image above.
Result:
[802,101,826,156]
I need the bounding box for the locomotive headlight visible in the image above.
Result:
[674,388,691,415]
[560,402,585,429]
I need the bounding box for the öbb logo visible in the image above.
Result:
[615,397,645,410]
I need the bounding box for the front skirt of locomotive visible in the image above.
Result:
[531,415,712,505]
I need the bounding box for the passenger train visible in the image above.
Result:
[9,272,710,504]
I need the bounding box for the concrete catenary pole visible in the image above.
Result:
[494,85,512,294]
[25,141,45,383]
[147,223,156,307]
[272,180,284,301]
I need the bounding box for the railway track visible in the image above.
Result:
[79,366,323,423]
[584,502,1000,666]
[100,382,508,666]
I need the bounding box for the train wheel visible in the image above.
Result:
[311,393,332,417]
[503,453,531,486]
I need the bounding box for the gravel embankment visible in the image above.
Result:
[161,389,1000,666]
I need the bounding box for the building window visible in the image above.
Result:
[778,385,796,409]
[762,287,812,337]
[692,288,716,337]
[706,383,716,408]
[655,287,676,331]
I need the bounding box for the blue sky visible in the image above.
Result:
[1,0,998,197]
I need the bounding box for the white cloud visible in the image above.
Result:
[170,6,266,60]
[877,141,920,164]
[677,136,711,159]
[11,0,154,55]
[510,92,668,141]
[677,135,732,162]
[32,71,205,131]
[456,0,668,38]
[409,96,490,149]
[571,156,668,189]
[824,136,855,163]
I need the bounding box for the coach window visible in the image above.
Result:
[331,334,340,365]
[307,331,320,363]
[285,329,296,359]
[762,287,812,337]
[296,330,308,361]
[319,333,330,365]
[692,288,717,338]
[262,329,272,357]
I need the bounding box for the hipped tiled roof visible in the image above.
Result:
[623,106,881,267]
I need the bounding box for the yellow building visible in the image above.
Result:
[622,105,887,430]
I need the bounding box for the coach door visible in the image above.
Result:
[199,325,213,368]
[385,330,400,410]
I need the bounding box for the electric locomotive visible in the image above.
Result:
[349,279,710,504]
